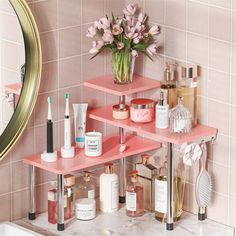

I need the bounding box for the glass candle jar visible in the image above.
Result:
[130,98,154,123]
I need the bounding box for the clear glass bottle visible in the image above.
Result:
[169,97,192,133]
[177,64,198,127]
[75,171,95,200]
[64,174,75,220]
[154,160,185,222]
[160,62,177,109]
[135,154,157,211]
[126,170,144,217]
[48,189,57,224]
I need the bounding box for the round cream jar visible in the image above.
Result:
[75,198,96,221]
[112,104,129,120]
[130,98,155,123]
[85,132,102,157]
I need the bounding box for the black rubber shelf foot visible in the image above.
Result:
[28,212,36,220]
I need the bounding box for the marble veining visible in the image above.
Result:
[15,208,234,236]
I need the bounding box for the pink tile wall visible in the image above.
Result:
[0,0,235,229]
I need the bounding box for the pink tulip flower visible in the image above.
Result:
[112,24,123,35]
[89,40,104,54]
[138,13,147,24]
[102,30,114,43]
[99,17,111,30]
[149,25,160,35]
[146,43,158,56]
[117,42,124,50]
[86,26,96,38]
[123,4,137,16]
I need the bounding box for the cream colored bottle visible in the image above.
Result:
[99,163,119,213]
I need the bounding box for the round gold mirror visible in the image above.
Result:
[0,0,41,159]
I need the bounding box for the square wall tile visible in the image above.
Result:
[0,194,11,222]
[12,189,29,220]
[33,0,58,32]
[40,31,58,62]
[229,198,236,228]
[105,0,125,16]
[230,137,236,169]
[39,61,58,93]
[229,168,236,199]
[207,192,228,224]
[210,0,231,8]
[145,0,165,24]
[59,26,81,59]
[165,28,186,60]
[231,45,236,75]
[230,106,236,137]
[208,161,228,194]
[209,39,230,73]
[187,1,208,35]
[166,0,186,29]
[197,97,208,124]
[0,164,11,195]
[58,0,82,28]
[231,75,236,105]
[208,100,229,135]
[59,56,81,88]
[187,33,208,66]
[209,6,231,41]
[82,0,104,24]
[208,70,230,103]
[12,161,29,191]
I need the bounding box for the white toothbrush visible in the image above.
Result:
[195,143,212,220]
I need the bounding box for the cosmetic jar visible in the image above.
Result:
[75,198,96,221]
[130,98,155,123]
[112,104,129,120]
[85,132,102,157]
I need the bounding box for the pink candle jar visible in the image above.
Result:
[130,98,155,123]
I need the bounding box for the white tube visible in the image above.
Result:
[73,103,88,148]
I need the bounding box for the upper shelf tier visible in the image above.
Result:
[89,105,218,144]
[83,75,161,96]
[23,134,161,174]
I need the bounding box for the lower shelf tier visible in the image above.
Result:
[16,208,234,236]
[23,134,161,174]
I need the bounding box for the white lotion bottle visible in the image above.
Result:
[156,91,169,129]
[99,163,119,213]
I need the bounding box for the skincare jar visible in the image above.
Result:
[85,132,102,157]
[112,104,129,120]
[76,198,96,221]
[130,98,155,123]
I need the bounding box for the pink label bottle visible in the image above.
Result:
[126,170,144,217]
[64,174,75,220]
[48,189,57,224]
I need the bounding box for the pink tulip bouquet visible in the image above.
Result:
[86,4,160,84]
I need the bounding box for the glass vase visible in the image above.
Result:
[112,51,135,85]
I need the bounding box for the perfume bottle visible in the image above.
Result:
[126,170,144,217]
[135,154,157,211]
[169,97,192,133]
[177,64,198,127]
[64,174,75,220]
[160,62,177,108]
[99,163,119,213]
[155,160,184,222]
[75,172,95,200]
[48,189,57,224]
[156,91,169,129]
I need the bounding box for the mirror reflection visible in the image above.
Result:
[0,0,25,134]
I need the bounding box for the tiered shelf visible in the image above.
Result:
[23,134,161,174]
[84,76,218,145]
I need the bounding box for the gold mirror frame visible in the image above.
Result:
[0,0,41,159]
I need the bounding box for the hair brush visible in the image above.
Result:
[195,143,212,220]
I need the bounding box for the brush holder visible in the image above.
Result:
[61,146,75,158]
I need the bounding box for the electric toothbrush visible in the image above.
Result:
[41,96,58,162]
[61,93,75,158]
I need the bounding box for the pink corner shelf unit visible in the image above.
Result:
[22,74,218,232]
[23,134,161,174]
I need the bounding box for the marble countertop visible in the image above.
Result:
[16,208,234,236]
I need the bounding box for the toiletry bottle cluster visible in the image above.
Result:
[47,154,185,223]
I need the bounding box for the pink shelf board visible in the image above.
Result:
[4,83,22,95]
[83,75,161,96]
[89,105,218,144]
[23,134,161,174]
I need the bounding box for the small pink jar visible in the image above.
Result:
[130,98,155,123]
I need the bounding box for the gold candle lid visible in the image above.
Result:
[130,170,138,183]
[141,153,150,165]
[105,163,114,174]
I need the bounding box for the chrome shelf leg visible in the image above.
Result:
[167,142,174,230]
[57,174,65,231]
[29,165,36,220]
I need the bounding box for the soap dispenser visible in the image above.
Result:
[160,62,177,108]
[135,154,157,211]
